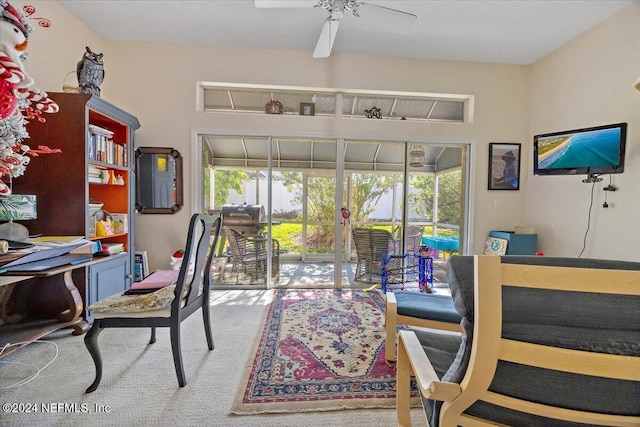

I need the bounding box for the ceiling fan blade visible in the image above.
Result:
[354,3,417,35]
[255,0,318,7]
[313,17,340,58]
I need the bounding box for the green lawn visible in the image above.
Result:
[267,223,458,254]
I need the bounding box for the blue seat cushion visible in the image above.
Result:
[395,291,463,324]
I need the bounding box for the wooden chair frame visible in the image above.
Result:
[397,255,640,426]
[84,213,222,392]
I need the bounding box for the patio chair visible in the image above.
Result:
[84,213,222,392]
[403,225,424,254]
[396,255,640,426]
[224,226,280,284]
[352,228,401,284]
[402,224,425,275]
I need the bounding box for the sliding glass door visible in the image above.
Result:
[201,135,468,289]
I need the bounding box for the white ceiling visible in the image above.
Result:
[58,0,632,65]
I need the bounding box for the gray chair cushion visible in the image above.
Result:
[395,291,463,324]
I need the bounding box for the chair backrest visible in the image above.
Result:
[352,228,398,260]
[224,226,266,259]
[224,227,244,261]
[437,255,640,426]
[405,225,424,252]
[172,213,221,313]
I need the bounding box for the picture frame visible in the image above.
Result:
[488,143,521,190]
[299,102,315,116]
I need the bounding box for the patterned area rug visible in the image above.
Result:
[231,289,418,415]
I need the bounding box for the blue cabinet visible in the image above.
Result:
[87,254,130,321]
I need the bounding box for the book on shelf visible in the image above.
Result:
[101,242,125,254]
[88,124,114,137]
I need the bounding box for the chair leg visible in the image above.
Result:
[385,293,398,361]
[396,332,413,427]
[202,304,215,351]
[84,320,104,393]
[149,326,156,344]
[170,319,186,387]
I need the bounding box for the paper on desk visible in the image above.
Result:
[27,236,87,245]
[18,238,93,254]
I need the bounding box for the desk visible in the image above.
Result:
[0,256,114,358]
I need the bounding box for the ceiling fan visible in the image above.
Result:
[255,0,417,58]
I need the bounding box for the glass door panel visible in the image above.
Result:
[270,138,339,287]
[305,174,336,259]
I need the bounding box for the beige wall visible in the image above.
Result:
[525,2,640,261]
[28,1,640,270]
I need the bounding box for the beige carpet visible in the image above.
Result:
[0,290,427,426]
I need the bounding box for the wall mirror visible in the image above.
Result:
[135,147,183,214]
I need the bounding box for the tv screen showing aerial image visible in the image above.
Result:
[537,126,622,171]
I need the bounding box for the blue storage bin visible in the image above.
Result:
[489,231,537,255]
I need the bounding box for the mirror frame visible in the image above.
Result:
[135,147,183,214]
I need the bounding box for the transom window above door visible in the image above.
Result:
[199,83,471,123]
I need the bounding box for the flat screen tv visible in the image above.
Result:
[533,122,627,182]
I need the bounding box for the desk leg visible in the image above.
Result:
[0,284,26,324]
[58,270,90,335]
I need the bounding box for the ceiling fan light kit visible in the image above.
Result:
[256,0,417,59]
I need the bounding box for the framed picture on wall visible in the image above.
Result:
[488,143,521,190]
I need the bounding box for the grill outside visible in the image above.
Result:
[221,204,265,236]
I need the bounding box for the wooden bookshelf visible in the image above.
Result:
[12,93,140,313]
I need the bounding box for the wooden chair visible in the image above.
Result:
[397,255,640,426]
[224,226,279,284]
[84,213,222,392]
[352,228,401,284]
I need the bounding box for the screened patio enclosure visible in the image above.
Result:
[201,135,468,288]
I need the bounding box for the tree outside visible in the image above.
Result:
[209,168,462,253]
[409,170,462,233]
[276,172,398,251]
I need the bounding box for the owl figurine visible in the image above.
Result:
[77,46,104,97]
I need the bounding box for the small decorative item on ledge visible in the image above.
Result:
[299,102,315,116]
[62,70,79,93]
[265,99,284,114]
[364,106,382,119]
